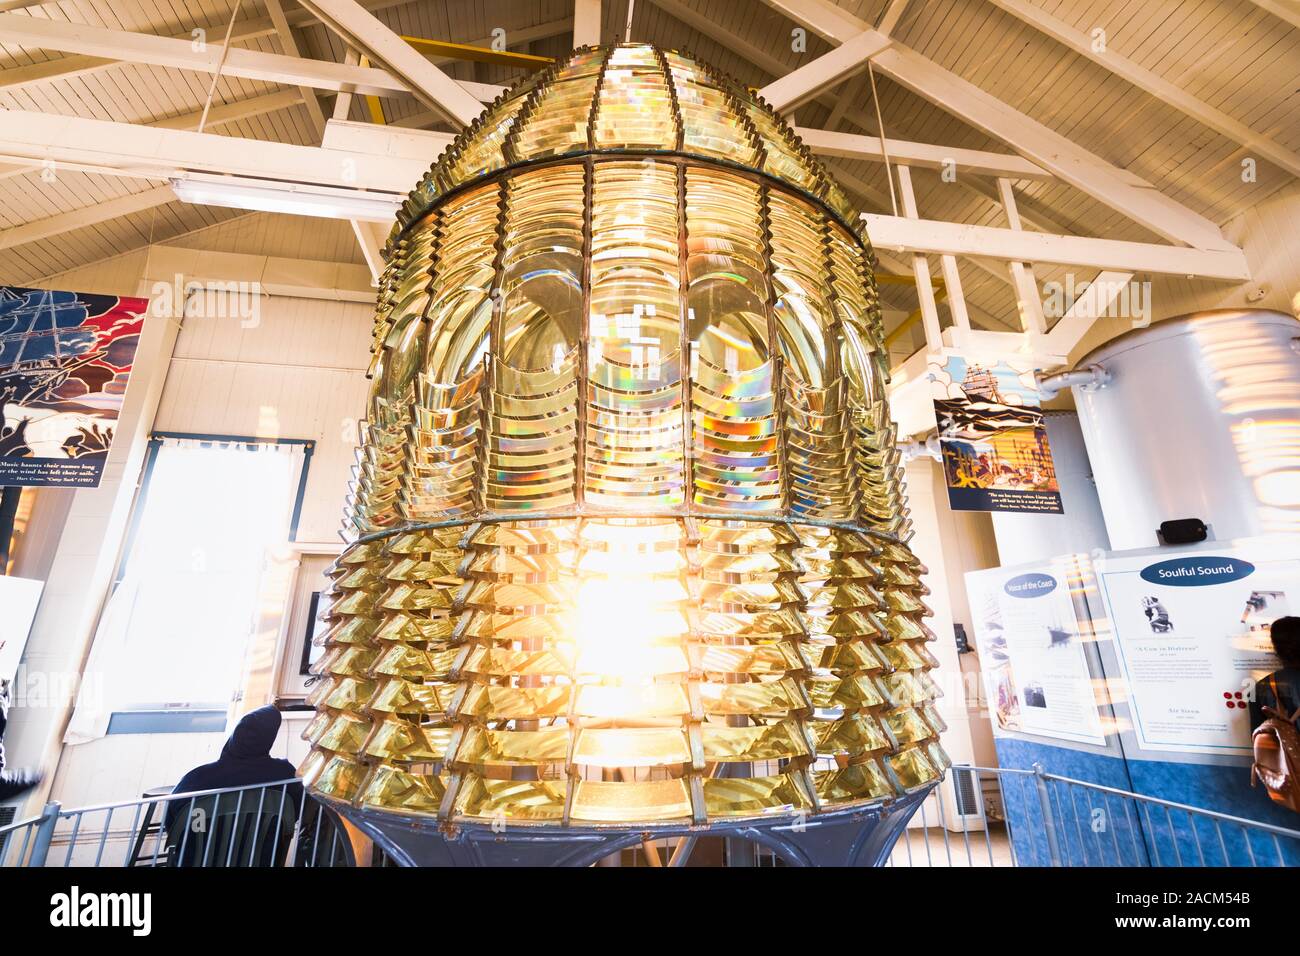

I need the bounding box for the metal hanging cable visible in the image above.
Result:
[197,1,243,134]
[867,63,898,217]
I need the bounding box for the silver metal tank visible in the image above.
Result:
[1070,309,1300,551]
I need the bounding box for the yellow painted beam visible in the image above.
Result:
[357,54,386,124]
[401,35,554,71]
[884,287,948,349]
[876,272,940,288]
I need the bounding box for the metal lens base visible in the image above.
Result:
[326,785,935,867]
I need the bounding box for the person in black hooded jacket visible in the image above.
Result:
[163,705,311,862]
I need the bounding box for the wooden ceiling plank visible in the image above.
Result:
[0,183,176,250]
[757,0,1239,251]
[989,0,1300,179]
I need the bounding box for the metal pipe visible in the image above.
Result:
[899,434,941,462]
[1035,363,1110,401]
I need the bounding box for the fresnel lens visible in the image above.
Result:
[301,43,947,861]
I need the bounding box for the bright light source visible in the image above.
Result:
[170,173,402,222]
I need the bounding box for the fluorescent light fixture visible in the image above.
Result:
[170,173,402,222]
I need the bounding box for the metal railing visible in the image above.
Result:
[0,778,379,868]
[3,765,1297,867]
[881,764,1300,868]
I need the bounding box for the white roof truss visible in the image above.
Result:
[987,0,1300,181]
[757,0,1239,252]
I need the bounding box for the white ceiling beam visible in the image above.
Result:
[350,219,389,284]
[1245,0,1300,31]
[938,252,971,334]
[796,126,1052,180]
[0,90,307,181]
[996,177,1046,335]
[0,185,177,251]
[1045,270,1134,356]
[294,0,485,126]
[319,118,453,166]
[0,108,443,192]
[151,89,308,131]
[757,0,1237,252]
[759,30,892,112]
[574,0,602,47]
[988,0,1300,181]
[0,12,506,105]
[649,0,895,143]
[144,244,376,302]
[0,14,278,91]
[894,165,942,349]
[859,213,1250,279]
[960,175,1075,234]
[875,0,911,35]
[761,0,866,42]
[265,0,328,140]
[824,72,865,130]
[0,1,441,92]
[829,162,1018,333]
[333,47,362,120]
[641,4,1059,190]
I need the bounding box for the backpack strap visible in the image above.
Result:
[1271,675,1300,724]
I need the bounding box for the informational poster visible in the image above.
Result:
[1094,540,1294,756]
[966,559,1108,746]
[929,355,1062,514]
[0,286,146,488]
[0,575,43,683]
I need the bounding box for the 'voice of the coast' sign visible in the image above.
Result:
[1004,572,1058,598]
[1138,557,1255,587]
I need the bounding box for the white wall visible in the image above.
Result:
[153,293,371,543]
[45,291,370,807]
[902,458,1002,813]
[5,247,373,812]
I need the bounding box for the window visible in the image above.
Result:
[66,436,310,740]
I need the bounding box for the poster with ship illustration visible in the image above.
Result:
[928,355,1063,514]
[0,286,147,488]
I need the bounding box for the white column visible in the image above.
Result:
[997,177,1047,336]
[895,165,943,350]
[573,0,601,47]
[902,457,1001,827]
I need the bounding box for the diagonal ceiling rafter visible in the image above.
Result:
[758,29,892,112]
[986,0,1300,180]
[756,0,1240,252]
[293,0,485,126]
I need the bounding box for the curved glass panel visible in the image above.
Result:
[685,167,769,373]
[497,166,585,371]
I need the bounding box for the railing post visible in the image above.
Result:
[28,801,62,867]
[1032,764,1063,867]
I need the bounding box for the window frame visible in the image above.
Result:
[104,431,316,732]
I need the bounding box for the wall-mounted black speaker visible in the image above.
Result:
[954,622,972,654]
[1158,518,1208,545]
